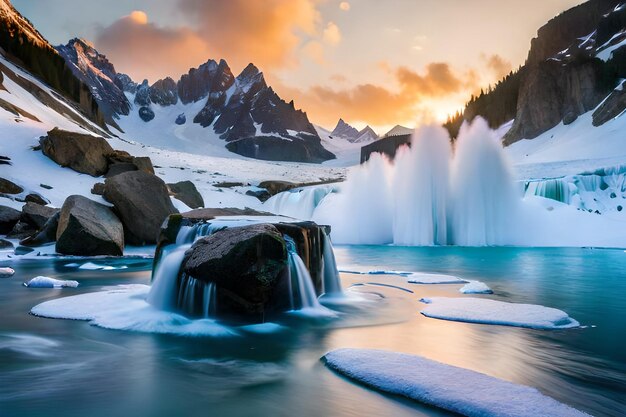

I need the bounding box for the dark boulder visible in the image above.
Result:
[6,221,36,240]
[258,180,297,196]
[138,106,155,122]
[21,202,59,229]
[133,157,155,174]
[104,171,178,245]
[0,239,13,249]
[106,162,138,178]
[246,189,271,202]
[56,195,124,256]
[105,150,154,174]
[91,182,106,195]
[0,177,23,194]
[182,223,288,318]
[0,205,21,233]
[20,212,59,247]
[168,181,204,209]
[40,128,114,176]
[175,113,186,125]
[24,193,48,205]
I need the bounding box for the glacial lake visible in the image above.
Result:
[1,246,625,417]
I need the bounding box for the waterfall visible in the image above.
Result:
[321,231,342,295]
[284,235,324,310]
[264,186,335,220]
[147,222,217,315]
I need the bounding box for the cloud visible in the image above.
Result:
[323,22,342,45]
[302,41,326,65]
[274,62,476,127]
[339,2,351,11]
[94,10,211,82]
[482,54,512,80]
[179,0,321,71]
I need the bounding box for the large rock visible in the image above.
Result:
[168,181,204,209]
[0,177,23,194]
[40,128,114,176]
[56,195,124,256]
[21,202,59,229]
[0,205,21,233]
[182,223,288,318]
[104,171,178,245]
[155,209,331,321]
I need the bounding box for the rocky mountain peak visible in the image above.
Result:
[331,118,360,139]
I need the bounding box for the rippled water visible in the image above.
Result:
[1,247,625,417]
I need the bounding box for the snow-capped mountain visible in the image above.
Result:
[56,41,335,163]
[56,38,131,127]
[382,125,413,137]
[330,118,378,143]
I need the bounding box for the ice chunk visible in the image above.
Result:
[407,273,467,284]
[459,280,493,294]
[31,285,237,337]
[420,297,579,329]
[76,262,126,271]
[24,276,79,288]
[323,349,590,417]
[0,267,15,277]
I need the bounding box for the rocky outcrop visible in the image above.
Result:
[505,58,612,144]
[104,171,178,245]
[138,106,155,122]
[227,134,335,163]
[149,77,178,106]
[20,202,59,229]
[40,128,114,176]
[593,81,626,125]
[0,205,21,233]
[56,195,124,256]
[105,150,154,174]
[167,181,204,209]
[178,59,235,104]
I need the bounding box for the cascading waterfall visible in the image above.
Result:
[264,186,336,220]
[321,231,342,295]
[284,235,324,310]
[147,223,218,317]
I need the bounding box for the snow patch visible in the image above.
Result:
[459,281,493,294]
[419,297,579,329]
[323,349,590,417]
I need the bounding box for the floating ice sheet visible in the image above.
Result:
[323,349,590,417]
[31,285,237,337]
[24,276,79,288]
[459,281,493,294]
[419,297,579,329]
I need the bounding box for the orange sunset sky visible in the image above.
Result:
[14,0,584,133]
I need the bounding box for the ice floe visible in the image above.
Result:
[64,262,128,271]
[406,273,467,284]
[30,285,237,337]
[459,281,493,294]
[323,348,590,417]
[0,267,15,277]
[24,276,79,288]
[419,297,579,329]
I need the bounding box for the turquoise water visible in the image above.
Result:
[1,247,625,417]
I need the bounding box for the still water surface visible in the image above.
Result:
[1,246,625,417]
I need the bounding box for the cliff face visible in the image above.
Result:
[445,0,626,144]
[504,58,612,144]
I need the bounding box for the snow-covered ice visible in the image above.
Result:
[407,273,468,284]
[459,281,493,294]
[23,276,79,288]
[419,297,579,329]
[323,348,590,417]
[30,285,238,337]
